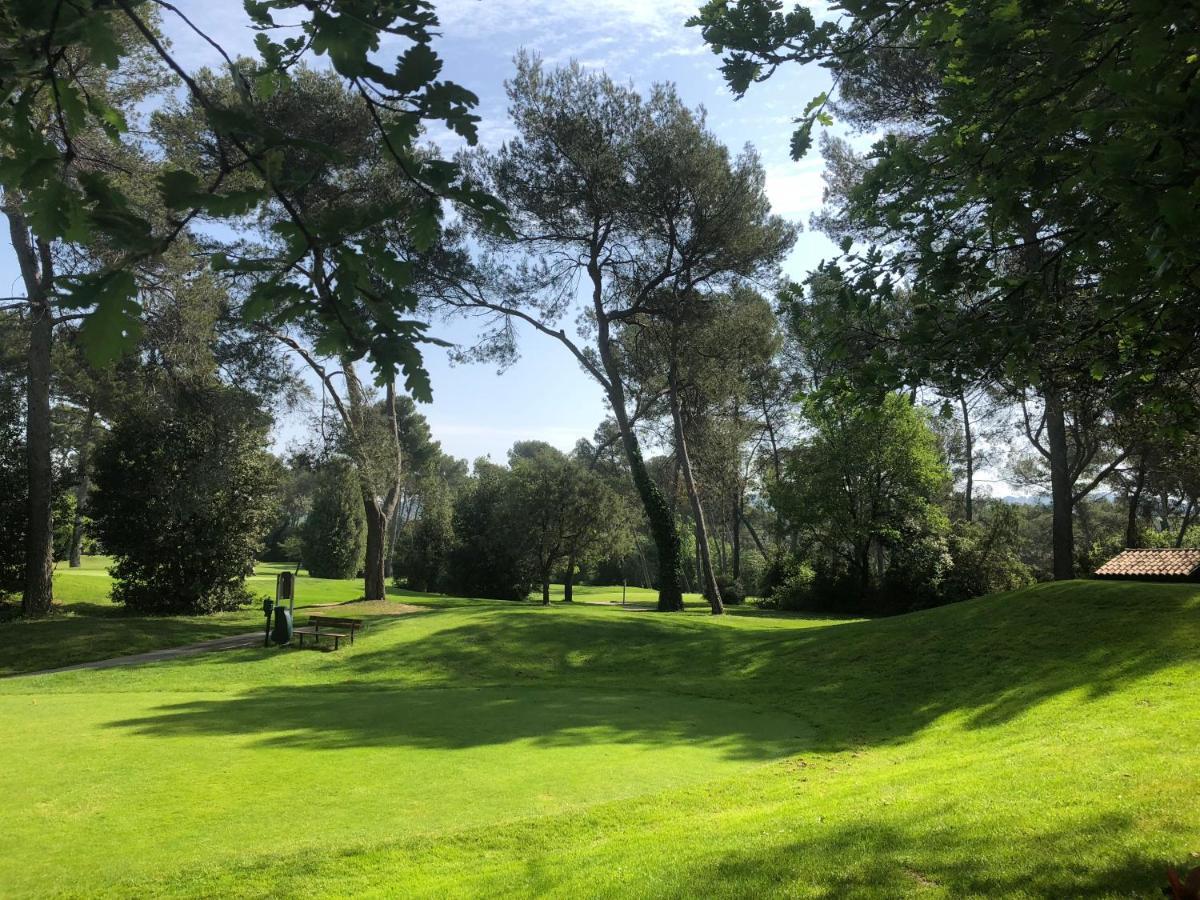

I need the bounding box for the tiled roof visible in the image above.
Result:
[1094,548,1200,577]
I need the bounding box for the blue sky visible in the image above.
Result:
[3,1,840,463]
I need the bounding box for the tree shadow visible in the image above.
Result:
[105,684,809,761]
[98,580,1200,757]
[317,579,1200,752]
[643,807,1178,898]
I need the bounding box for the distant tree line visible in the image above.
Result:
[2,0,1197,619]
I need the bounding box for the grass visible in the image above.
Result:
[1,559,713,676]
[0,558,502,676]
[1,566,1197,897]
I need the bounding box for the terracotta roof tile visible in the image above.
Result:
[1094,548,1200,577]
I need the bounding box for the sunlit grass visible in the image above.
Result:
[1,572,1197,897]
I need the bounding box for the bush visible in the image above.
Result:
[759,557,816,610]
[942,509,1035,602]
[716,574,746,605]
[444,463,536,601]
[92,382,278,614]
[393,484,454,592]
[301,460,365,579]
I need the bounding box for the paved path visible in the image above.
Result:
[16,632,264,678]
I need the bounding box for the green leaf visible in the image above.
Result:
[394,42,441,92]
[158,169,203,211]
[63,270,142,364]
[408,197,441,252]
[25,178,85,241]
[790,120,814,160]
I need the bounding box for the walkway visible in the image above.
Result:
[20,632,264,677]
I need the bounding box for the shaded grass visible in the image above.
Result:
[0,578,1197,897]
[0,559,458,675]
[0,558,718,675]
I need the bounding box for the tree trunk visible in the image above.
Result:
[1176,497,1195,548]
[563,554,575,602]
[69,404,96,567]
[855,541,873,594]
[24,291,53,614]
[731,491,742,580]
[1043,388,1076,580]
[959,390,974,522]
[667,361,723,615]
[590,259,684,611]
[1125,457,1148,548]
[715,514,727,574]
[541,578,550,606]
[740,509,768,557]
[6,209,54,616]
[362,497,387,601]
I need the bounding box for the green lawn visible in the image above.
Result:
[0,558,505,676]
[0,559,713,676]
[1,572,1197,897]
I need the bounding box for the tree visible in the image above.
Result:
[691,0,1200,580]
[771,392,951,613]
[157,66,484,602]
[507,443,630,606]
[445,460,537,602]
[393,477,455,593]
[262,452,319,564]
[629,107,795,614]
[0,11,168,615]
[1,0,503,615]
[442,56,793,611]
[91,381,277,614]
[301,460,366,581]
[622,286,786,611]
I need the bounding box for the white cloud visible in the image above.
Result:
[764,161,826,219]
[432,0,704,68]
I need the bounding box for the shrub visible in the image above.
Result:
[942,509,1035,602]
[716,574,746,605]
[759,557,816,611]
[92,382,278,614]
[301,460,365,579]
[444,462,537,601]
[394,483,454,592]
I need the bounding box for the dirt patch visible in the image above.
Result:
[310,600,429,616]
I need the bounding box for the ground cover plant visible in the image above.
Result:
[1,573,1197,897]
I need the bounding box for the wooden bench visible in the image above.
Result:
[294,626,349,650]
[300,615,364,647]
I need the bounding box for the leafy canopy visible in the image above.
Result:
[0,0,507,394]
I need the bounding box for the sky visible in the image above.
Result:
[161,0,839,463]
[0,1,1019,494]
[411,0,838,463]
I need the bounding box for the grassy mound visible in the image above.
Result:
[1,579,1197,896]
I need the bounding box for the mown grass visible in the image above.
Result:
[0,572,1197,897]
[2,559,513,675]
[0,559,720,676]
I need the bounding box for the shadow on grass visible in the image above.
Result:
[0,613,266,676]
[643,808,1178,899]
[106,685,808,762]
[333,580,1200,748]
[98,580,1200,759]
